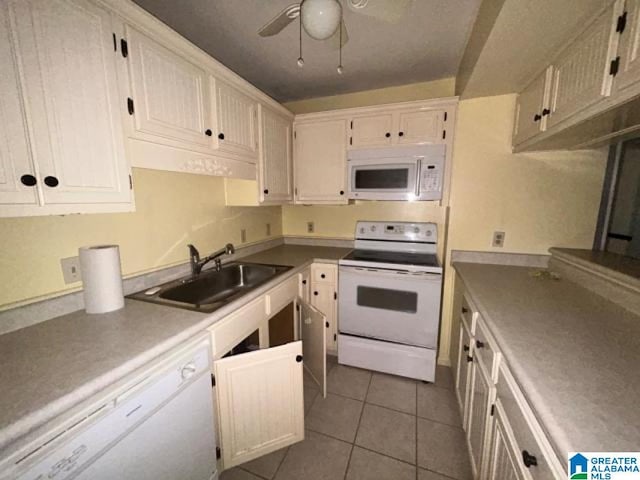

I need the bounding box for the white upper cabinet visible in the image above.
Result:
[126,26,213,148]
[396,109,445,144]
[294,119,348,204]
[349,109,447,148]
[513,67,553,146]
[614,0,640,94]
[350,113,394,148]
[547,3,620,129]
[2,0,131,215]
[259,105,293,203]
[0,9,37,207]
[215,80,259,163]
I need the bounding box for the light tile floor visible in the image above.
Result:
[221,357,472,480]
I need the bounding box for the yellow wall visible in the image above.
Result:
[0,168,282,309]
[438,94,607,364]
[284,77,456,114]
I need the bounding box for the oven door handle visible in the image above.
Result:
[340,266,441,280]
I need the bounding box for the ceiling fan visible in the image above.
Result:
[258,0,411,73]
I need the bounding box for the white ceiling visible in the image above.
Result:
[131,0,482,102]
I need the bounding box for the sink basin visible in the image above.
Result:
[129,262,292,313]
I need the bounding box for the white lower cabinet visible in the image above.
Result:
[310,264,338,353]
[207,274,326,472]
[453,283,565,480]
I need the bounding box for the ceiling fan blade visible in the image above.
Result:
[328,19,349,49]
[347,0,411,23]
[258,3,300,37]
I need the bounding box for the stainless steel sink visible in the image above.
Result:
[129,262,292,313]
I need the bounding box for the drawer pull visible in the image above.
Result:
[462,307,469,314]
[475,340,485,349]
[466,355,473,363]
[321,273,326,279]
[463,345,470,352]
[522,450,538,468]
[296,355,303,363]
[314,291,318,296]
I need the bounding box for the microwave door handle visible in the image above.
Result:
[415,159,422,196]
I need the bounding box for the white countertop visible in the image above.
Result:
[0,244,350,455]
[453,262,640,460]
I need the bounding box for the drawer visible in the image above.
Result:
[474,317,498,381]
[266,274,298,316]
[311,264,336,284]
[461,294,477,334]
[208,296,266,359]
[496,363,563,480]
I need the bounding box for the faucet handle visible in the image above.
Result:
[225,243,235,255]
[187,244,200,261]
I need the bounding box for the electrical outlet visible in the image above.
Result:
[307,221,315,234]
[240,229,247,243]
[492,231,505,248]
[61,256,82,284]
[266,223,271,236]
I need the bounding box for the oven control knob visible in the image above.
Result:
[371,226,377,232]
[413,227,420,234]
[359,227,365,234]
[426,230,432,237]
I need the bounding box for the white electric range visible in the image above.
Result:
[338,221,443,382]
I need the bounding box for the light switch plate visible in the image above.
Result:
[61,256,82,284]
[492,231,505,248]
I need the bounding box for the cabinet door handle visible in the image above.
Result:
[296,355,303,363]
[264,189,269,194]
[522,450,538,468]
[321,273,326,279]
[339,190,345,195]
[44,176,59,187]
[533,114,542,122]
[20,174,37,186]
[475,340,485,349]
[462,307,469,314]
[385,132,391,138]
[302,280,307,285]
[314,291,318,296]
[398,131,404,137]
[205,129,212,136]
[466,355,473,363]
[325,321,329,328]
[463,345,470,352]
[542,108,550,116]
[218,133,225,140]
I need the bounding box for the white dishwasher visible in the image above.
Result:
[7,335,218,480]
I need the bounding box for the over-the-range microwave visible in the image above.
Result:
[347,145,445,201]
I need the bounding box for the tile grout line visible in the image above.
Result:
[270,445,289,480]
[415,380,419,480]
[342,371,373,480]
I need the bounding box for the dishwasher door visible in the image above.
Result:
[75,370,216,480]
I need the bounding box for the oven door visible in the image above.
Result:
[347,159,419,200]
[338,266,441,348]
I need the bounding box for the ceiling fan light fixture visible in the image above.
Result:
[301,0,342,40]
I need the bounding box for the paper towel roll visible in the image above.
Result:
[79,245,125,314]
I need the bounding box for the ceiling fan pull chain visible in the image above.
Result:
[297,13,304,67]
[337,19,344,74]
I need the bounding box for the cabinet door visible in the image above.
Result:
[486,402,526,480]
[548,4,618,128]
[614,0,640,94]
[215,81,258,161]
[455,321,472,426]
[0,8,37,206]
[215,341,304,468]
[300,301,327,398]
[260,106,293,203]
[10,0,131,206]
[350,113,393,148]
[395,109,444,145]
[126,27,212,148]
[294,120,347,204]
[311,283,337,352]
[466,357,493,478]
[513,67,553,145]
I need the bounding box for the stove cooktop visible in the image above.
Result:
[341,249,440,268]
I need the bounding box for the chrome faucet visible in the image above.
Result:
[187,243,235,276]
